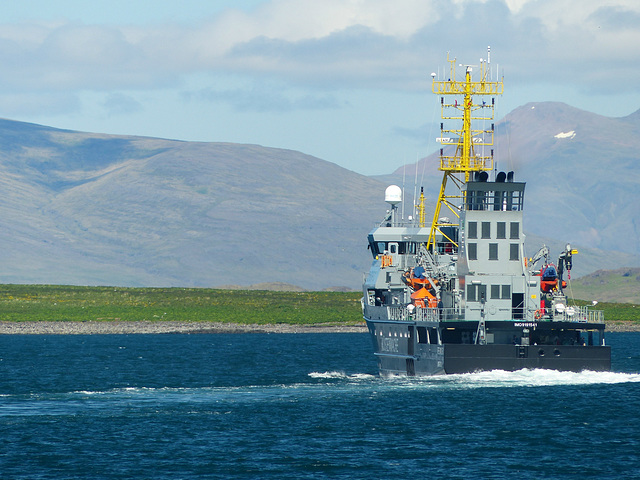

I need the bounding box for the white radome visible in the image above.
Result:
[385,185,402,205]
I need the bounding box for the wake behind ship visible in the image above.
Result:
[362,50,611,376]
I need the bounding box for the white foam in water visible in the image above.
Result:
[308,371,376,381]
[419,369,640,389]
[310,369,640,389]
[64,370,639,405]
[308,371,347,379]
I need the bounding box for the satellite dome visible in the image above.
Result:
[385,185,402,205]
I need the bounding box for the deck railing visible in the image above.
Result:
[550,305,604,323]
[362,304,460,323]
[363,303,605,324]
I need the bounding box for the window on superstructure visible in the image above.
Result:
[396,243,411,254]
[468,222,477,239]
[467,284,486,303]
[482,222,491,239]
[468,243,477,261]
[417,327,428,344]
[428,327,439,344]
[510,222,519,239]
[491,284,511,299]
[510,243,519,261]
[502,285,511,299]
[497,222,506,239]
[467,284,476,302]
[489,243,498,260]
[479,285,487,302]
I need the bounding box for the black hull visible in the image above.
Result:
[443,344,611,374]
[366,319,611,376]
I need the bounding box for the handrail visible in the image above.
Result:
[363,303,605,324]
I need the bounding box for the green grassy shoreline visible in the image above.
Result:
[0,284,364,326]
[0,284,637,328]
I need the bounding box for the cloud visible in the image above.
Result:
[214,0,640,95]
[183,83,343,112]
[589,5,640,30]
[0,0,639,98]
[210,0,441,44]
[224,25,413,88]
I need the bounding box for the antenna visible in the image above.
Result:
[427,49,504,250]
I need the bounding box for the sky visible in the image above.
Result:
[1,0,639,175]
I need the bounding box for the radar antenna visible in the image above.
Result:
[427,48,504,251]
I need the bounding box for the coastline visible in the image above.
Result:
[0,321,368,335]
[0,321,638,335]
[602,321,640,332]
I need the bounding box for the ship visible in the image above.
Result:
[362,50,611,376]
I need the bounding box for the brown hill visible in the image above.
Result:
[0,119,386,290]
[375,102,640,276]
[2,101,639,290]
[569,268,640,304]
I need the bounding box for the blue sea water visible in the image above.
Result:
[0,332,639,480]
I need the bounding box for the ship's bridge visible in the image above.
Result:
[367,227,431,258]
[460,179,526,275]
[464,179,525,212]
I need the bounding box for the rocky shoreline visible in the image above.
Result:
[601,321,640,332]
[0,320,638,335]
[0,321,368,335]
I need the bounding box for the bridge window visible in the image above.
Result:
[497,222,506,239]
[502,285,511,299]
[492,284,511,299]
[428,327,439,344]
[467,284,486,302]
[468,243,477,261]
[481,222,491,239]
[417,327,427,344]
[489,243,498,260]
[468,222,477,239]
[510,222,520,239]
[510,243,519,261]
[371,242,385,255]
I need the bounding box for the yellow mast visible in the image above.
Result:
[416,187,426,227]
[427,49,504,251]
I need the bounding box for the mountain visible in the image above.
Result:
[1,101,639,291]
[567,268,640,304]
[496,102,640,257]
[375,102,640,277]
[0,119,387,290]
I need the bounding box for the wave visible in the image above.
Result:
[308,371,375,381]
[370,368,640,391]
[310,368,640,387]
[4,369,637,412]
[452,368,640,387]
